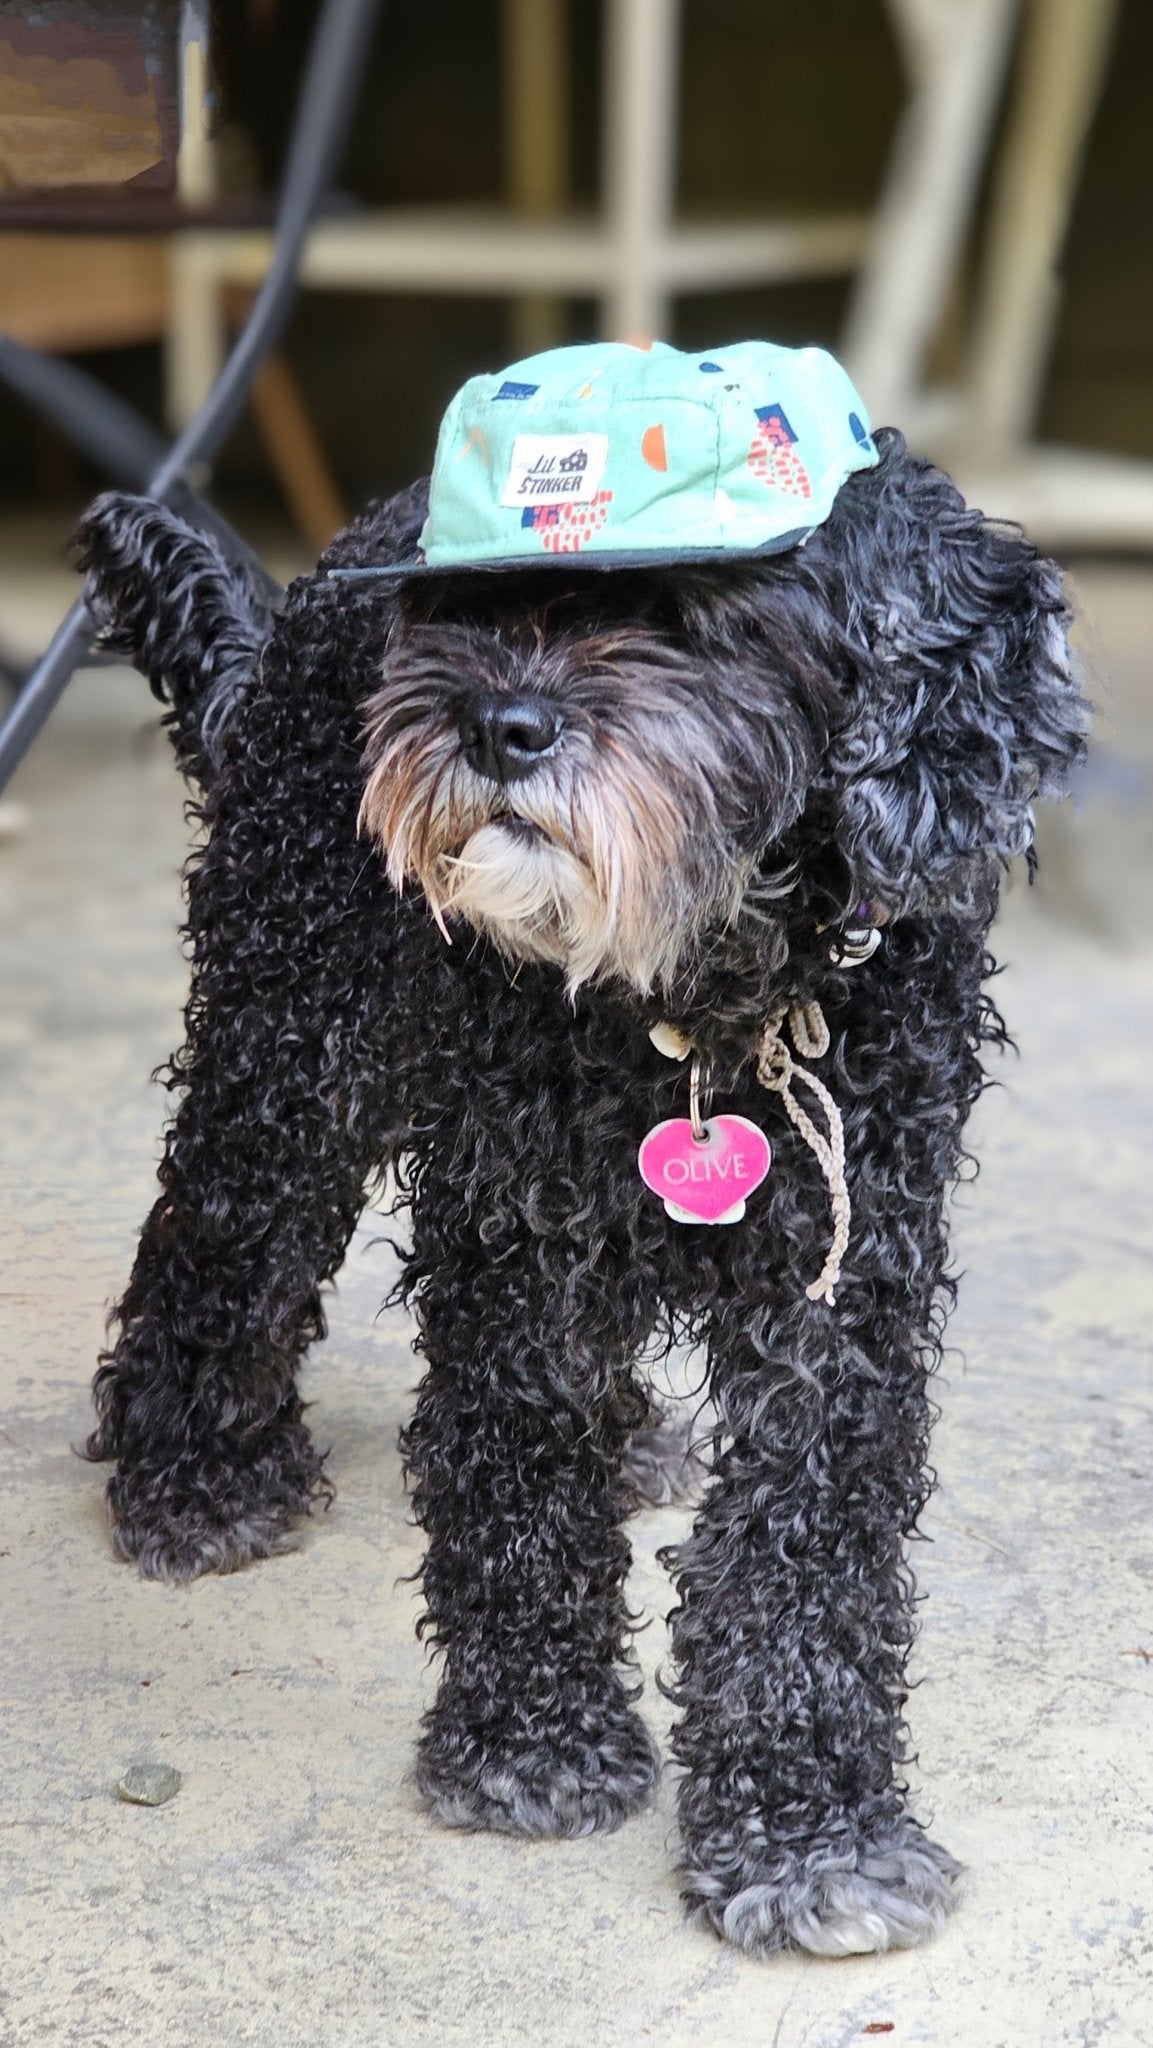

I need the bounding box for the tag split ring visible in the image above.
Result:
[689,1053,713,1142]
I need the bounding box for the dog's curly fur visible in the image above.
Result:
[75,429,1088,1959]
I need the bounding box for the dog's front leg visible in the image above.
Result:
[663,944,988,1960]
[402,1164,662,1839]
[668,1288,962,1956]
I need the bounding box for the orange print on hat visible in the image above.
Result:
[641,424,668,472]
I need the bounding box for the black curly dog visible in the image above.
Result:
[76,431,1087,1959]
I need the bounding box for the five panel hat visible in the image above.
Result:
[330,338,879,580]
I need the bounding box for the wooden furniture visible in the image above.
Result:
[0,0,379,793]
[845,0,1153,550]
[164,0,876,425]
[0,3,347,551]
[167,0,1151,552]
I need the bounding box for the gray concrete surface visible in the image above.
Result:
[1,548,1151,2047]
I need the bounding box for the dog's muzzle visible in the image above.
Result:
[456,691,563,785]
[358,634,756,994]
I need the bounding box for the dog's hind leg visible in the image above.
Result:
[665,933,984,1956]
[86,574,413,1580]
[88,889,408,1581]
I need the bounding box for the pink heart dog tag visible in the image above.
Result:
[639,1115,771,1226]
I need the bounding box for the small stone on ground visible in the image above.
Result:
[117,1763,183,1807]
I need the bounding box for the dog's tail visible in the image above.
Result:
[75,492,277,786]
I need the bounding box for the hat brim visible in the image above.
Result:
[325,528,814,584]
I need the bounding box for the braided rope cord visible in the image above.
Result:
[755,1001,850,1305]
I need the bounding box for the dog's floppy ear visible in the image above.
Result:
[823,435,1090,916]
[75,493,276,785]
[318,476,430,574]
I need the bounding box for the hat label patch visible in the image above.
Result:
[500,433,609,509]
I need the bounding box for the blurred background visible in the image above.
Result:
[1,0,1153,523]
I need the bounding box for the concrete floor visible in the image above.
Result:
[1,541,1152,2047]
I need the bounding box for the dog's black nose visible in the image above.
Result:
[457,693,562,783]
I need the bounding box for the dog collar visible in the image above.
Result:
[640,909,884,1296]
[642,1001,849,1304]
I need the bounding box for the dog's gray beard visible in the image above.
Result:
[359,724,747,995]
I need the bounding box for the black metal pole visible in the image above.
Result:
[0,339,281,596]
[0,0,381,793]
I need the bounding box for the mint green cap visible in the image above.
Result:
[338,339,879,578]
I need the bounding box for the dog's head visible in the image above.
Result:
[359,558,821,994]
[359,432,1089,998]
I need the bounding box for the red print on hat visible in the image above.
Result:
[531,490,614,554]
[748,404,812,499]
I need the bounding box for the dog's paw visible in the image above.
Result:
[102,1428,330,1582]
[684,1824,962,1958]
[110,1500,302,1581]
[416,1702,662,1838]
